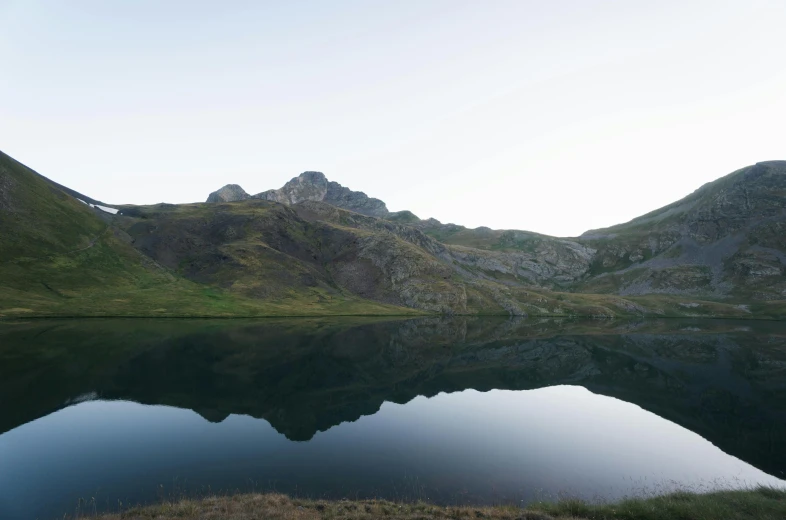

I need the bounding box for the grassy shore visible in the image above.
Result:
[91,488,786,520]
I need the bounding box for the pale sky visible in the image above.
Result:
[1,1,785,237]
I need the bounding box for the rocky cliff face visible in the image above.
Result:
[256,171,330,205]
[207,171,389,217]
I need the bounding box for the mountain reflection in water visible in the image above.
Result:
[0,317,784,520]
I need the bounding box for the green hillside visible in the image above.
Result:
[0,151,413,318]
[576,161,786,299]
[1,151,785,318]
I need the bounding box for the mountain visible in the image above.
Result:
[207,171,389,217]
[2,149,785,318]
[394,161,786,302]
[202,161,786,304]
[0,151,407,318]
[577,161,786,300]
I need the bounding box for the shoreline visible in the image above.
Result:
[86,487,786,520]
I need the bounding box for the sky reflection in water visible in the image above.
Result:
[2,317,785,520]
[1,385,782,520]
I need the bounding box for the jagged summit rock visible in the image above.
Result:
[256,171,330,206]
[206,184,250,203]
[207,171,389,217]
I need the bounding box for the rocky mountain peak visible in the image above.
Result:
[298,171,328,184]
[206,184,250,203]
[207,171,389,217]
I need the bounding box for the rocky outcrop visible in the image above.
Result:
[446,240,595,286]
[294,201,591,295]
[256,171,329,205]
[296,202,595,287]
[206,184,251,203]
[208,172,389,217]
[323,179,389,217]
[258,171,389,217]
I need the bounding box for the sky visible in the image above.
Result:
[1,0,785,237]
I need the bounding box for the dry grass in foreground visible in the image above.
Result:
[91,487,786,520]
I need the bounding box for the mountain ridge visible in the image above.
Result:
[2,150,785,318]
[207,161,786,244]
[203,161,786,302]
[207,171,389,217]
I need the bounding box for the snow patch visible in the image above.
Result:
[93,204,119,214]
[75,197,117,214]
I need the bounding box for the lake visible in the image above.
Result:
[1,317,784,520]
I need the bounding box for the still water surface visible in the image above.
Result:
[1,317,784,519]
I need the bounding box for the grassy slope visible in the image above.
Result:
[296,202,782,318]
[94,488,786,520]
[0,152,415,318]
[414,162,786,303]
[419,222,557,253]
[116,200,453,314]
[582,166,755,237]
[2,151,784,318]
[565,171,742,288]
[421,161,786,306]
[409,166,744,280]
